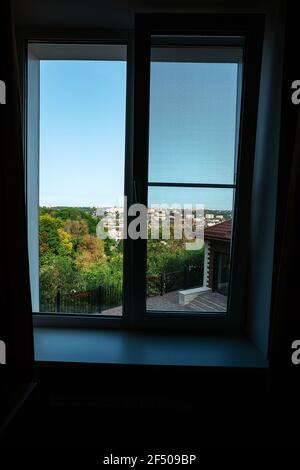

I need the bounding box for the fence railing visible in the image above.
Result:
[147,265,203,297]
[40,265,203,313]
[40,283,122,314]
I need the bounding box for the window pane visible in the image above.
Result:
[148,46,242,184]
[146,187,234,313]
[39,49,126,315]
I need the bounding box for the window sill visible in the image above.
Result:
[34,327,268,368]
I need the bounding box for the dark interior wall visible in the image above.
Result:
[12,0,277,30]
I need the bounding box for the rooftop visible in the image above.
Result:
[204,220,232,242]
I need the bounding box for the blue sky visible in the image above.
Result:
[40,60,127,207]
[40,59,238,210]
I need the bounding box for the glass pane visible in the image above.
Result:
[148,46,242,184]
[146,187,234,313]
[39,49,126,315]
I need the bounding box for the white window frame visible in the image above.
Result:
[22,16,270,335]
[25,34,133,329]
[129,14,265,332]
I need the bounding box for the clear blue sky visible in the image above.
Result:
[40,60,127,207]
[40,59,238,211]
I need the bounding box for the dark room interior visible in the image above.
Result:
[0,0,299,456]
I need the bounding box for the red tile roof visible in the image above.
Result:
[204,220,232,241]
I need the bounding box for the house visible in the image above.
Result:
[179,220,231,305]
[203,220,232,295]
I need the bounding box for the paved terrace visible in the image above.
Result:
[102,290,227,315]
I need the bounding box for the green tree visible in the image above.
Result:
[40,253,82,304]
[39,214,64,254]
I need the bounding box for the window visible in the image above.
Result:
[146,44,242,313]
[27,43,127,317]
[26,14,264,331]
[131,14,264,329]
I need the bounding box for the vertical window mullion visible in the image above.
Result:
[132,22,151,325]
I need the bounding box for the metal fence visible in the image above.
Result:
[40,265,203,313]
[40,283,122,314]
[147,265,203,297]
